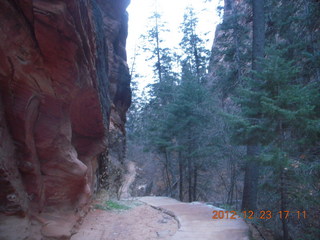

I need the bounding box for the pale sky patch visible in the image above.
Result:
[126,0,223,93]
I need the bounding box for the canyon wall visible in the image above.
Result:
[208,0,251,102]
[0,0,131,239]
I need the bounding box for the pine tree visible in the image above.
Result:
[180,7,210,83]
[241,0,265,212]
[166,71,211,201]
[232,48,320,240]
[138,10,179,195]
[141,11,175,84]
[139,7,213,201]
[209,0,320,238]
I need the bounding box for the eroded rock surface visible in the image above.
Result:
[0,0,131,239]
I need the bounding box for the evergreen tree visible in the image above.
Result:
[241,0,265,213]
[138,10,179,195]
[136,7,213,201]
[180,7,210,83]
[141,11,175,84]
[231,47,320,239]
[166,67,211,201]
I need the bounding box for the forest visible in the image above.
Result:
[126,0,320,239]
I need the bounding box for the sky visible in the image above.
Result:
[126,0,223,92]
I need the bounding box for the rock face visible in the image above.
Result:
[208,0,251,101]
[0,0,131,239]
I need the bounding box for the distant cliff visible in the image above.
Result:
[0,0,131,239]
[208,0,251,102]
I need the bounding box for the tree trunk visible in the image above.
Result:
[179,151,184,201]
[280,168,289,240]
[164,150,172,196]
[155,13,162,83]
[241,0,265,211]
[252,0,265,73]
[189,12,201,83]
[227,159,236,206]
[242,145,260,211]
[188,156,192,202]
[192,164,198,201]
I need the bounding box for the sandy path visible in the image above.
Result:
[71,203,178,240]
[72,196,250,240]
[140,196,249,240]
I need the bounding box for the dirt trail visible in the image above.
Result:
[72,196,249,240]
[140,196,249,240]
[72,163,249,240]
[71,203,178,240]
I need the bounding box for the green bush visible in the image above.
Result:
[94,200,131,211]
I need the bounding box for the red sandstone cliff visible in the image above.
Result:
[0,0,131,239]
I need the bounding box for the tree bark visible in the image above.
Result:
[227,159,236,205]
[189,9,201,83]
[164,150,172,196]
[188,156,192,202]
[178,151,184,201]
[280,168,289,240]
[242,145,260,211]
[155,13,162,82]
[241,0,265,211]
[192,164,198,201]
[252,0,265,73]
